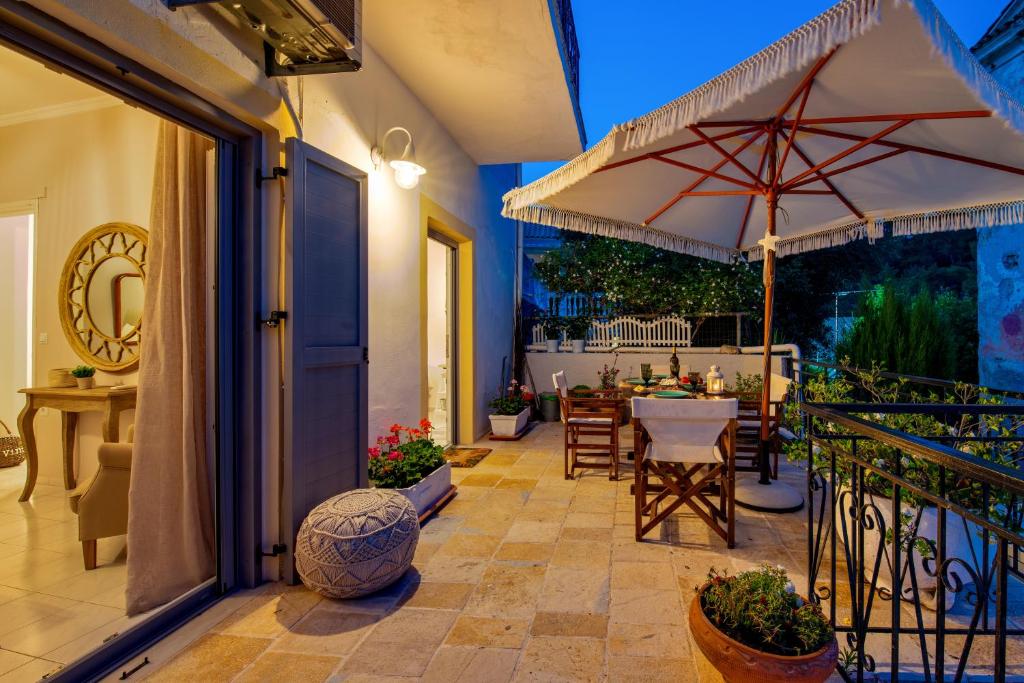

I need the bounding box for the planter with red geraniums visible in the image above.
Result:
[488,382,532,437]
[368,419,450,516]
[689,564,838,683]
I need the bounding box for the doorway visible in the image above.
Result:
[427,232,457,446]
[0,207,33,433]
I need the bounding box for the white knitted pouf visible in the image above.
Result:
[295,488,419,599]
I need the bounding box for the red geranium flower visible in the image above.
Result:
[389,423,403,434]
[367,447,381,459]
[386,434,400,445]
[419,418,432,430]
[387,451,403,461]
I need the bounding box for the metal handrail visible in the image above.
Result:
[802,402,1024,497]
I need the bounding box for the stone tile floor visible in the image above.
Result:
[141,423,820,682]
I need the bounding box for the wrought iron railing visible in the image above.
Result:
[791,360,1024,682]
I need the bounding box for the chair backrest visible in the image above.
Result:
[768,373,792,402]
[631,397,737,449]
[553,371,569,421]
[552,371,569,398]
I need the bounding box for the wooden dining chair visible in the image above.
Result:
[631,397,738,548]
[735,374,792,479]
[553,371,621,480]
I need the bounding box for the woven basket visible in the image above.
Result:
[0,420,25,468]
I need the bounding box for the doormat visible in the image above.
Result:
[445,447,492,468]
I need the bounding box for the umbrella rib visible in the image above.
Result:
[784,119,913,187]
[651,156,758,189]
[778,130,865,219]
[597,125,762,174]
[774,49,837,120]
[689,126,764,187]
[794,124,1024,177]
[788,110,990,125]
[643,128,766,226]
[784,148,906,191]
[735,138,772,249]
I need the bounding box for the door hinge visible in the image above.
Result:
[256,166,288,185]
[363,346,369,363]
[260,310,288,328]
[261,543,287,557]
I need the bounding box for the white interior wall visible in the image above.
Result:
[0,104,157,486]
[0,214,33,432]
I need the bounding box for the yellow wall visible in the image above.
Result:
[420,195,476,445]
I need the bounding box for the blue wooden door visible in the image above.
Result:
[282,138,368,582]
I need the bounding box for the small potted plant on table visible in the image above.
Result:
[71,365,96,389]
[368,419,451,517]
[488,382,531,438]
[690,564,838,683]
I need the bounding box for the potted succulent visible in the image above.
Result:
[71,365,96,389]
[564,315,592,353]
[690,564,838,683]
[542,316,563,353]
[488,382,531,437]
[368,419,450,516]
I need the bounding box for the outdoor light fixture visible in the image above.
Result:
[371,127,426,190]
[706,365,725,395]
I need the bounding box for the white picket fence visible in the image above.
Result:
[529,315,693,351]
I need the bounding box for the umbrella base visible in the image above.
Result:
[735,476,804,513]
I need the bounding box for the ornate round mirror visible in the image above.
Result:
[59,222,148,372]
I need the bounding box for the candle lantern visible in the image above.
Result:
[707,365,725,395]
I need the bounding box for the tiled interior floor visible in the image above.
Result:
[0,462,140,681]
[146,422,817,682]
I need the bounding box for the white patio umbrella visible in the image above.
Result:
[503,0,1024,511]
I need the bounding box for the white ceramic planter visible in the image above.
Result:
[545,339,560,353]
[489,407,530,437]
[836,487,992,611]
[570,339,586,353]
[396,463,452,517]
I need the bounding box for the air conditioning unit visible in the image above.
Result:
[166,0,361,76]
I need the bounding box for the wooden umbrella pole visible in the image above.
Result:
[759,191,778,486]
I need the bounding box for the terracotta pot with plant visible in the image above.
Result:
[71,365,96,389]
[689,564,838,683]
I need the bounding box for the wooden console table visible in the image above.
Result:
[17,386,137,501]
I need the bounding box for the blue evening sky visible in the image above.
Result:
[522,0,1006,183]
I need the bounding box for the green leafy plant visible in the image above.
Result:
[698,564,833,656]
[731,372,763,398]
[564,315,592,340]
[71,365,95,378]
[368,420,445,489]
[489,394,529,416]
[784,359,1023,529]
[836,284,976,382]
[542,316,564,341]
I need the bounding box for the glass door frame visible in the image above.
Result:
[427,229,458,446]
[0,2,264,680]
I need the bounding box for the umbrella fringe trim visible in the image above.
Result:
[889,200,1024,236]
[621,0,883,150]
[745,219,872,261]
[896,0,1024,134]
[500,134,618,212]
[504,203,739,264]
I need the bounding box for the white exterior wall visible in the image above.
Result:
[20,0,521,579]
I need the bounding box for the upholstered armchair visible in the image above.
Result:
[68,426,133,569]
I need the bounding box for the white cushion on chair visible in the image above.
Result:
[645,442,723,464]
[568,416,614,425]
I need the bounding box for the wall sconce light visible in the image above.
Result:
[371,126,426,189]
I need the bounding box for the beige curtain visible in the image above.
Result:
[126,121,215,615]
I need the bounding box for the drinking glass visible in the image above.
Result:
[640,364,653,386]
